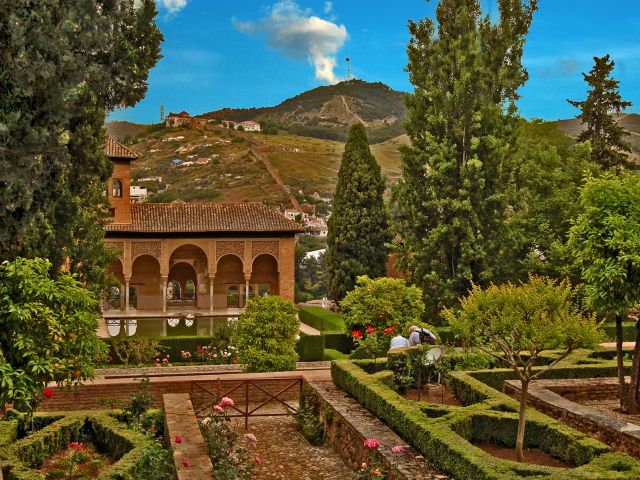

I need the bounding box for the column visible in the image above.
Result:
[245,277,250,305]
[124,278,130,312]
[162,276,168,313]
[120,283,125,310]
[209,276,215,314]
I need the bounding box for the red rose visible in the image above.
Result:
[366,325,376,335]
[351,330,362,340]
[383,326,396,336]
[43,388,53,399]
[175,436,182,444]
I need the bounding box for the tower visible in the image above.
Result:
[160,104,165,122]
[346,57,351,82]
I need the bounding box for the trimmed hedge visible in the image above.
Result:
[104,336,218,365]
[331,359,640,479]
[0,411,174,480]
[298,306,345,331]
[601,322,637,342]
[323,349,349,361]
[322,330,354,354]
[297,333,325,361]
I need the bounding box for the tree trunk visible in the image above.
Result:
[616,314,628,412]
[516,379,529,463]
[628,320,640,414]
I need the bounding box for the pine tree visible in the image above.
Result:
[392,0,538,319]
[326,123,390,301]
[0,0,162,292]
[568,55,633,172]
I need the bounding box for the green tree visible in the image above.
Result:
[326,123,390,301]
[235,296,299,372]
[568,55,633,172]
[0,258,108,412]
[392,0,538,319]
[341,276,425,334]
[501,121,596,281]
[446,276,601,462]
[568,173,640,413]
[0,0,162,293]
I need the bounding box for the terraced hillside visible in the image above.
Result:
[119,122,403,207]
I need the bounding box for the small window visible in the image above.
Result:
[112,179,123,197]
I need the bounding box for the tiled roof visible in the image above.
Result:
[167,111,191,118]
[105,136,138,160]
[106,203,303,233]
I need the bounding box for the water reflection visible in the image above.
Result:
[105,316,231,337]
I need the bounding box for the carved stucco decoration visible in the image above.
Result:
[251,240,279,261]
[215,240,245,261]
[104,241,124,260]
[131,241,161,260]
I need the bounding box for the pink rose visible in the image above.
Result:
[255,455,262,465]
[363,438,380,450]
[182,458,190,468]
[213,405,224,413]
[392,445,404,454]
[244,433,257,443]
[175,436,182,444]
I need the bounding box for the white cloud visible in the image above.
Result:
[233,1,347,84]
[323,1,333,14]
[160,0,188,14]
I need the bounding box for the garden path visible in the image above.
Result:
[239,415,354,480]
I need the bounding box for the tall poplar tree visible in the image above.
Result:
[392,0,538,318]
[326,123,390,301]
[568,55,633,172]
[0,0,162,292]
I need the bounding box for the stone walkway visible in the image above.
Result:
[599,342,636,349]
[240,415,354,480]
[96,361,330,379]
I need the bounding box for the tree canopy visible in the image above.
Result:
[392,0,538,319]
[0,258,107,412]
[326,123,390,301]
[568,55,633,172]
[0,0,162,292]
[446,276,601,462]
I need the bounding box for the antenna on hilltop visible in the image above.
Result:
[346,57,351,82]
[160,104,165,122]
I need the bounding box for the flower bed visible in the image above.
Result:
[332,359,640,479]
[0,412,175,480]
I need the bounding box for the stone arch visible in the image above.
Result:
[250,254,279,297]
[214,254,246,308]
[130,255,162,310]
[107,259,125,310]
[168,261,198,304]
[169,244,208,308]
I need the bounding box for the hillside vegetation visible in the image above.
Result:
[202,80,407,143]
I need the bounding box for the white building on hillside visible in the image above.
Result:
[130,185,148,203]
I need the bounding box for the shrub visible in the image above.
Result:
[294,385,324,446]
[322,331,354,354]
[341,276,424,334]
[235,296,299,372]
[298,307,345,331]
[110,337,163,366]
[296,334,325,362]
[323,349,349,361]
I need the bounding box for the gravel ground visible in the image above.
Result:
[239,416,354,480]
[579,399,640,426]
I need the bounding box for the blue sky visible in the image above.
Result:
[111,0,639,124]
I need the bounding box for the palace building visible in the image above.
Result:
[103,137,302,336]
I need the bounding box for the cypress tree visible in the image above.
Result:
[392,0,538,318]
[568,55,633,172]
[326,123,390,301]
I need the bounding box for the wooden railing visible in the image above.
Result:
[190,376,303,429]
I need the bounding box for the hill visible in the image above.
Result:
[555,113,640,154]
[105,121,149,142]
[201,80,407,144]
[120,122,403,209]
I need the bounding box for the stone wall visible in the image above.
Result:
[305,381,447,480]
[505,378,640,458]
[38,375,302,412]
[163,393,213,479]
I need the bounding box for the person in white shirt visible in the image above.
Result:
[408,326,422,346]
[389,334,410,350]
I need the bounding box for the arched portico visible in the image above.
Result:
[213,254,246,309]
[107,259,125,310]
[250,254,279,298]
[168,262,198,305]
[130,255,162,311]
